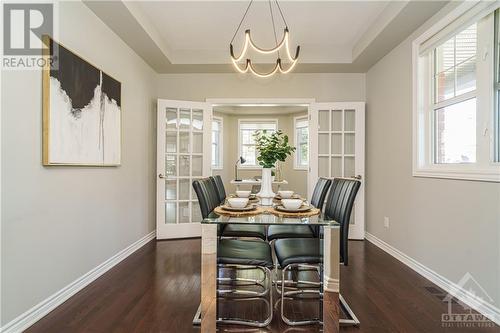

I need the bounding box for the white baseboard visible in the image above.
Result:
[324,276,339,293]
[1,231,156,333]
[365,232,500,326]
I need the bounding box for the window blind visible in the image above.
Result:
[419,1,499,56]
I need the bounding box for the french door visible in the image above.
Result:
[309,102,365,240]
[157,99,212,239]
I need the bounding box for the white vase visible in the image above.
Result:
[258,167,275,206]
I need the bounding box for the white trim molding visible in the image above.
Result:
[365,232,500,326]
[0,231,156,333]
[324,276,339,293]
[206,98,316,106]
[293,115,309,170]
[211,115,224,170]
[412,1,500,183]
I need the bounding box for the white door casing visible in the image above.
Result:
[157,99,212,239]
[309,102,365,240]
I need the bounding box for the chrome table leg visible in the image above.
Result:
[200,224,217,332]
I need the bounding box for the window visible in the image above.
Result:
[238,120,278,167]
[433,23,477,164]
[294,116,309,169]
[211,117,223,169]
[413,3,500,182]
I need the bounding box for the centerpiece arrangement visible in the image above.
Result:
[253,130,296,205]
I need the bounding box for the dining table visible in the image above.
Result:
[193,199,341,332]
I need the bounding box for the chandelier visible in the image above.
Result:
[229,0,300,77]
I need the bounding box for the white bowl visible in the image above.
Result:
[281,199,303,210]
[227,197,249,208]
[278,190,294,199]
[236,190,251,198]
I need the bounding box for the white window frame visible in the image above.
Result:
[237,119,278,169]
[412,2,500,182]
[211,116,223,170]
[495,10,500,163]
[294,115,309,170]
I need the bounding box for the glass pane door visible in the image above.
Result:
[311,103,365,240]
[157,100,211,239]
[317,109,356,178]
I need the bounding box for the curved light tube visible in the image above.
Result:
[231,58,250,74]
[284,30,300,61]
[278,35,300,73]
[247,29,287,54]
[230,28,300,77]
[247,60,280,78]
[230,34,250,63]
[230,28,299,61]
[231,58,298,77]
[278,57,298,74]
[231,58,280,78]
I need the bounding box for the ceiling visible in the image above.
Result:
[131,1,388,64]
[85,1,448,73]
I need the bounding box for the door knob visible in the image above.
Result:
[159,174,166,179]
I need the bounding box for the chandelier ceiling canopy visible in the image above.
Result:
[229,0,300,77]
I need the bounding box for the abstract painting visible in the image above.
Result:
[42,36,121,166]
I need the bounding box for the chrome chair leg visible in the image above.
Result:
[280,264,321,326]
[218,266,273,327]
[339,294,360,326]
[218,265,269,298]
[274,264,321,296]
[276,262,360,327]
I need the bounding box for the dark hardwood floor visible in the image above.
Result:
[26,239,498,333]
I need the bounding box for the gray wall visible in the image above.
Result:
[1,1,157,325]
[157,73,365,102]
[366,14,500,307]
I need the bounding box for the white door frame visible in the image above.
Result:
[206,98,317,199]
[157,99,212,240]
[309,102,365,240]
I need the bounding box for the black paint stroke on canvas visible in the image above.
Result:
[102,72,121,107]
[49,39,99,118]
[49,39,121,118]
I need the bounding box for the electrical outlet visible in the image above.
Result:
[384,217,390,228]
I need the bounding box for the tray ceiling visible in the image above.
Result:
[85,1,448,73]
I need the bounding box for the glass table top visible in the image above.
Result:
[202,211,339,226]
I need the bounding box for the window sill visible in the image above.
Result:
[212,167,223,171]
[294,166,309,171]
[413,167,500,182]
[238,166,263,170]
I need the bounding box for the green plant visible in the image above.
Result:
[253,130,296,169]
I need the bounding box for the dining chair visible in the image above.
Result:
[192,178,274,327]
[193,178,220,219]
[273,177,361,326]
[211,175,226,204]
[209,176,267,241]
[267,177,332,242]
